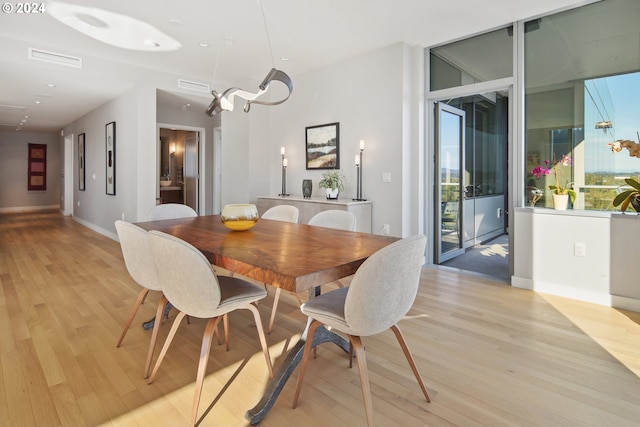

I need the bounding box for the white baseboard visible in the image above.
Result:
[512,275,640,311]
[72,216,118,242]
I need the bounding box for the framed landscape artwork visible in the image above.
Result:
[78,133,85,191]
[305,122,340,169]
[106,121,116,195]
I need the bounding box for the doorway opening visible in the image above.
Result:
[158,127,200,213]
[434,91,510,281]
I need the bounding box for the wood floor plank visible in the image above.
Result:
[1,211,639,426]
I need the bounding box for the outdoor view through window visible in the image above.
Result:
[527,72,640,211]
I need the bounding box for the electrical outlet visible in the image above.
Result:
[574,242,586,257]
[382,224,390,235]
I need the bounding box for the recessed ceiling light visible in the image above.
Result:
[34,100,42,104]
[46,83,57,88]
[199,42,209,48]
[281,57,289,61]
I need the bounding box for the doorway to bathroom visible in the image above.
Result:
[158,127,201,213]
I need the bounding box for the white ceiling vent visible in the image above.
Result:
[28,48,82,68]
[178,79,210,93]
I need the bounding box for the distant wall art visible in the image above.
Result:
[105,121,116,195]
[305,122,340,170]
[78,133,85,191]
[27,143,47,191]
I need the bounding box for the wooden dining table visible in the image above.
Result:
[136,214,399,424]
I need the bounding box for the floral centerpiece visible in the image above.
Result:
[530,154,576,206]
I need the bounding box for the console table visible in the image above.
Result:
[256,196,372,233]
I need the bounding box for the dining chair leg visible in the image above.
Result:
[223,313,230,350]
[349,335,375,427]
[268,287,282,334]
[292,319,323,408]
[144,295,169,378]
[117,288,150,347]
[191,316,223,427]
[348,342,354,368]
[147,310,187,384]
[245,303,274,378]
[390,324,431,402]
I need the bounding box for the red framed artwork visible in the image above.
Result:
[28,143,47,191]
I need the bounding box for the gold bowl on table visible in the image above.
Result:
[221,204,259,231]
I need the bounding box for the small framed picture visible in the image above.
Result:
[78,133,85,191]
[106,121,116,195]
[305,122,339,169]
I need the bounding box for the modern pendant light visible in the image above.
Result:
[205,0,293,116]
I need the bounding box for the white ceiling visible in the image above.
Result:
[0,0,588,132]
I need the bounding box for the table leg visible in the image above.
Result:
[245,325,349,425]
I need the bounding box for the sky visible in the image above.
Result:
[585,71,640,172]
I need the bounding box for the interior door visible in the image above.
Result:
[184,132,199,213]
[435,102,465,263]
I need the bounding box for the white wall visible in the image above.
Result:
[62,84,157,237]
[0,130,60,212]
[511,208,640,311]
[254,42,423,237]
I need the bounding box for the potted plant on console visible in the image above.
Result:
[530,154,576,210]
[319,170,345,200]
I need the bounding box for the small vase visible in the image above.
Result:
[553,194,569,210]
[325,188,339,200]
[220,204,259,231]
[302,179,312,198]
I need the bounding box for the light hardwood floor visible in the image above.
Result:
[1,211,639,427]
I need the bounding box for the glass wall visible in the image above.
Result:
[524,0,640,211]
[446,94,508,200]
[431,27,513,91]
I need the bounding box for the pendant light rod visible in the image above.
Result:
[259,0,275,68]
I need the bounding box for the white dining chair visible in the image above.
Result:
[148,203,197,221]
[308,210,356,231]
[292,235,430,427]
[114,220,170,378]
[146,203,202,324]
[261,205,299,223]
[147,230,273,427]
